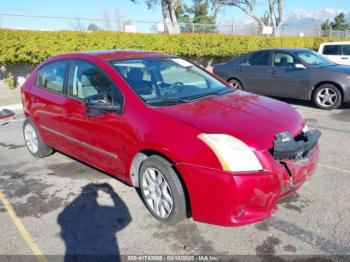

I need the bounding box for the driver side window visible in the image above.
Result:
[273,52,296,68]
[68,61,121,103]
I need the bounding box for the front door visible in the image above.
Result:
[264,51,310,99]
[62,60,127,177]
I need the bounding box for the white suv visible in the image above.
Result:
[318,42,350,65]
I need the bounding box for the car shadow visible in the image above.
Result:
[57,183,131,262]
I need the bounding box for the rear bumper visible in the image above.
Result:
[175,145,320,227]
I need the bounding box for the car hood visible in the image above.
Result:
[153,92,304,150]
[323,64,350,74]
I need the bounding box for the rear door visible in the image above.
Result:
[62,60,127,177]
[238,51,272,94]
[30,60,69,150]
[264,51,310,98]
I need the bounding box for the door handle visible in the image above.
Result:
[341,57,349,60]
[237,67,243,72]
[267,70,276,75]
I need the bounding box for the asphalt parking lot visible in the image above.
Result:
[0,99,349,261]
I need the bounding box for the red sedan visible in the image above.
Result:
[21,50,320,226]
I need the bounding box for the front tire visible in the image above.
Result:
[228,78,243,90]
[23,118,54,158]
[139,155,187,225]
[313,84,342,110]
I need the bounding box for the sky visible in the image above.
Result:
[0,0,349,31]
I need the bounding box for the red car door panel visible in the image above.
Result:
[29,61,69,149]
[56,59,129,179]
[30,87,67,149]
[61,98,125,176]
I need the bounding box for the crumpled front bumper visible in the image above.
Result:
[175,145,320,227]
[273,129,321,162]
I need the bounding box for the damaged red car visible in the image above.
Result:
[21,50,321,226]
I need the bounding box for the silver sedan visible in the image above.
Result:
[213,48,350,110]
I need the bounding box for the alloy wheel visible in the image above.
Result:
[141,167,174,218]
[24,124,39,154]
[229,79,242,90]
[316,87,338,107]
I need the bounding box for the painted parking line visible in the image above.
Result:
[0,191,47,262]
[319,163,350,175]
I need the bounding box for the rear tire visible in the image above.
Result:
[313,84,342,110]
[139,155,187,225]
[23,118,54,158]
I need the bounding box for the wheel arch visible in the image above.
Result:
[227,77,242,83]
[311,81,344,101]
[227,77,244,89]
[129,150,175,187]
[129,149,192,217]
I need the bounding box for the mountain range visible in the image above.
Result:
[284,8,349,29]
[220,8,349,29]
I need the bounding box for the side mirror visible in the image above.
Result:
[84,94,121,116]
[294,63,306,70]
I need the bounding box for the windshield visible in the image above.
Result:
[293,50,335,67]
[110,57,232,105]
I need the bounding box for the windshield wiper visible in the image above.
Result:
[145,97,189,105]
[146,89,234,105]
[187,88,234,101]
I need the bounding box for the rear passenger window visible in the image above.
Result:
[240,57,249,65]
[342,45,350,55]
[323,45,342,55]
[36,61,68,93]
[248,52,270,66]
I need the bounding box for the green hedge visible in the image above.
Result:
[0,29,348,65]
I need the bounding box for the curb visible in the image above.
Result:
[0,103,23,111]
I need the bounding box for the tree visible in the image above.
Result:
[332,13,349,31]
[214,0,283,35]
[87,23,100,31]
[114,8,127,31]
[178,0,218,33]
[69,18,84,31]
[261,12,271,26]
[321,19,331,33]
[130,0,182,34]
[101,9,130,32]
[321,12,349,36]
[176,5,192,32]
[102,11,112,31]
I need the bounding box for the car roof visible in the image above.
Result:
[251,48,309,53]
[76,49,173,61]
[45,49,174,64]
[320,42,350,46]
